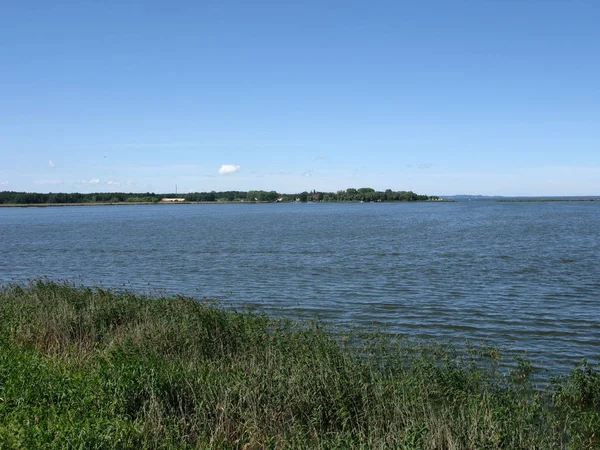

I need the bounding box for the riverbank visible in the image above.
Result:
[0,200,446,207]
[0,282,598,449]
[0,201,244,207]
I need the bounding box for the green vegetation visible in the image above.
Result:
[0,192,164,205]
[186,188,430,203]
[1,282,598,449]
[0,188,432,205]
[125,196,161,203]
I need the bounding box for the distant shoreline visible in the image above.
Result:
[3,199,598,207]
[0,201,245,208]
[0,200,448,208]
[495,199,599,202]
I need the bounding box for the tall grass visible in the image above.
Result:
[0,281,598,449]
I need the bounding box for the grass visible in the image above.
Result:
[0,281,598,449]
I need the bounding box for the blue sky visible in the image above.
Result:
[1,1,599,195]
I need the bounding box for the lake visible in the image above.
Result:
[1,201,599,374]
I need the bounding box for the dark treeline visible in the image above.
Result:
[0,191,163,204]
[1,188,436,205]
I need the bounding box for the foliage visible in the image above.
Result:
[126,196,160,203]
[1,281,597,448]
[0,192,162,205]
[0,188,432,205]
[183,188,429,203]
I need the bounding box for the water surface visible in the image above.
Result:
[1,201,599,373]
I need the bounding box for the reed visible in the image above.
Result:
[0,281,598,449]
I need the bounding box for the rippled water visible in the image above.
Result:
[1,201,599,373]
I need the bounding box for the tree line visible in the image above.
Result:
[0,192,162,204]
[0,188,436,205]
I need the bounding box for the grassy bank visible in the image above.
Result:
[0,282,598,449]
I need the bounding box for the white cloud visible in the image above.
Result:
[34,179,63,185]
[48,160,55,168]
[106,180,121,186]
[218,164,241,175]
[0,181,8,185]
[303,170,313,177]
[78,178,101,185]
[314,155,327,160]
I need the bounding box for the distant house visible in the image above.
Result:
[161,198,185,202]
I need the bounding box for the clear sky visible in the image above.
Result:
[1,1,599,195]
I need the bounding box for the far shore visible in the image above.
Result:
[0,200,450,208]
[0,201,261,207]
[496,198,599,202]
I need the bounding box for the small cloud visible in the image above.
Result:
[0,180,8,186]
[106,180,121,186]
[314,155,327,160]
[34,179,63,185]
[278,171,292,175]
[303,170,313,177]
[79,178,101,185]
[418,163,433,169]
[219,164,241,175]
[48,160,55,168]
